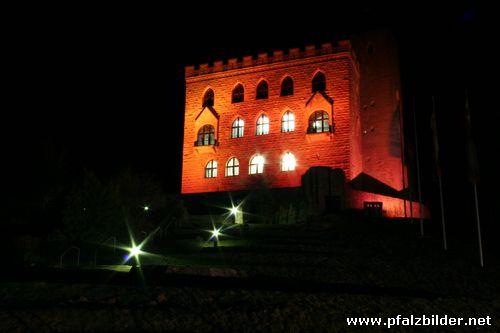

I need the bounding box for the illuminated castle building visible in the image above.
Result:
[181,30,423,218]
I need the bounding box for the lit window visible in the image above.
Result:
[203,89,214,107]
[256,115,269,135]
[231,117,244,138]
[232,84,244,103]
[256,80,268,99]
[307,111,330,133]
[249,155,265,174]
[205,160,217,178]
[196,125,215,146]
[312,72,326,92]
[281,111,295,132]
[225,157,239,176]
[281,152,296,171]
[280,77,294,96]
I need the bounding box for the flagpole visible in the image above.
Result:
[412,97,424,236]
[397,99,407,219]
[473,183,483,267]
[409,181,414,224]
[438,175,447,250]
[407,142,414,224]
[432,96,447,250]
[465,90,483,267]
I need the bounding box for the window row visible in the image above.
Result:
[196,111,330,146]
[202,72,326,107]
[204,153,297,178]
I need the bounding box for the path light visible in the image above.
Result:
[228,203,243,224]
[129,245,142,257]
[210,226,223,247]
[211,227,221,240]
[125,240,144,263]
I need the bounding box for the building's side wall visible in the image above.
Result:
[182,50,354,194]
[348,52,363,179]
[351,30,406,191]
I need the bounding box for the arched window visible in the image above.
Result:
[312,72,326,92]
[256,80,268,99]
[232,84,244,103]
[281,152,296,172]
[308,111,330,133]
[202,89,214,107]
[196,125,215,146]
[256,114,269,135]
[231,118,244,138]
[225,157,239,177]
[280,77,294,96]
[281,111,295,132]
[249,155,265,174]
[205,160,217,178]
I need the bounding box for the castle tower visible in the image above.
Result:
[181,30,423,218]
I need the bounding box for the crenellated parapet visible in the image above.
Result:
[185,41,351,77]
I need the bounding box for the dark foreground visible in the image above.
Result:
[1,218,499,332]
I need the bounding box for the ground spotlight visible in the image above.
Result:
[125,241,144,263]
[129,245,142,257]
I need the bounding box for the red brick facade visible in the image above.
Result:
[182,41,362,193]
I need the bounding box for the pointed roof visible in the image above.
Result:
[306,91,334,107]
[349,172,400,198]
[195,106,219,121]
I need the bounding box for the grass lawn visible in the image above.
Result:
[1,215,499,332]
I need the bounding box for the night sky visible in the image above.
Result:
[4,4,496,225]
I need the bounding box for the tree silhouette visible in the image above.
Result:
[109,168,170,241]
[60,168,185,246]
[61,170,123,245]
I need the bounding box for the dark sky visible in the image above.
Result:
[4,3,496,223]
